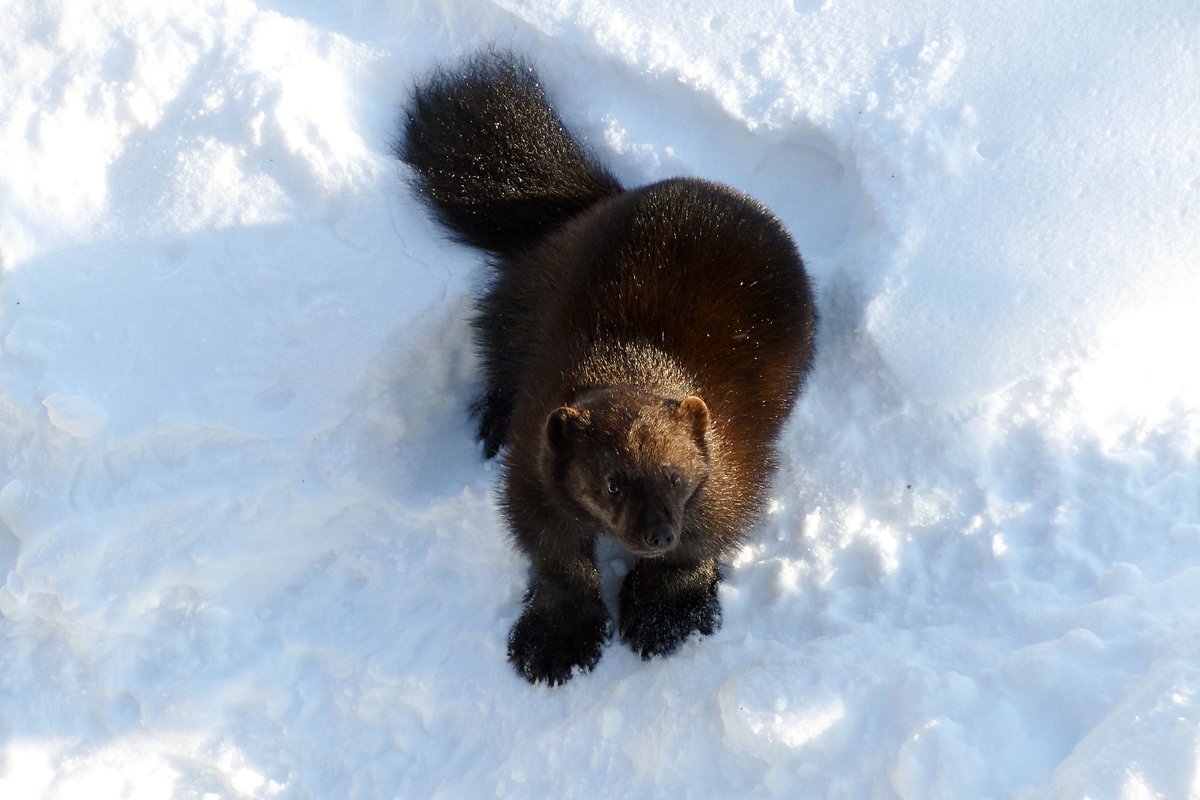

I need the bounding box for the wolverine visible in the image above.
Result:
[397,51,816,685]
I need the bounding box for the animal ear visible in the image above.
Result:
[675,395,710,447]
[546,406,588,453]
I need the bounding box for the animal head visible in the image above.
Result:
[544,388,711,557]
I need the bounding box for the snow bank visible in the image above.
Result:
[1,0,1197,797]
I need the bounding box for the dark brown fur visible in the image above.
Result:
[398,52,816,685]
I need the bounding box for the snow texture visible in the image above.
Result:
[2,0,1198,797]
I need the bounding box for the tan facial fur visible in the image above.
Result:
[546,390,711,557]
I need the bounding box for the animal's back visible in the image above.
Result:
[521,177,815,438]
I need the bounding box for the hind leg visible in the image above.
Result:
[471,320,519,460]
[473,387,512,459]
[471,316,517,458]
[471,275,530,458]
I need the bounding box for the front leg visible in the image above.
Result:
[508,562,611,686]
[619,558,721,659]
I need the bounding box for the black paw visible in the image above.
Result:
[508,600,612,685]
[619,562,721,659]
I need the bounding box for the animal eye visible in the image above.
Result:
[606,477,621,495]
[668,471,682,487]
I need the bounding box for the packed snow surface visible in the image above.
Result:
[2,0,1199,797]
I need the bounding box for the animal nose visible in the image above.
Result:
[645,524,677,552]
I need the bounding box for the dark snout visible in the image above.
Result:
[644,523,679,554]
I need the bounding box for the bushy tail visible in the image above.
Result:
[395,51,623,257]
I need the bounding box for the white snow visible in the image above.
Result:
[2,0,1198,797]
